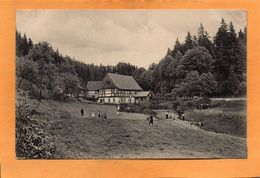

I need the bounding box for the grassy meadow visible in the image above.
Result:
[19,99,247,159]
[184,100,246,138]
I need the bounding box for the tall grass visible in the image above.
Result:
[185,107,246,138]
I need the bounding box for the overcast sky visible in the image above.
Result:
[16,10,246,68]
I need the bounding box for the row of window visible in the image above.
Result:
[98,89,138,98]
[100,97,134,103]
[107,98,116,103]
[99,93,136,97]
[99,89,138,94]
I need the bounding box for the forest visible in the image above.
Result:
[16,18,246,100]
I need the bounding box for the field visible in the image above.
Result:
[185,100,246,138]
[21,99,247,159]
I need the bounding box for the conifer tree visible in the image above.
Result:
[171,38,182,57]
[197,23,216,59]
[214,18,230,82]
[183,32,193,52]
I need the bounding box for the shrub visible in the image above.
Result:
[211,99,246,108]
[151,100,172,110]
[60,110,71,120]
[16,90,56,159]
[117,103,157,116]
[238,82,246,96]
[86,97,98,102]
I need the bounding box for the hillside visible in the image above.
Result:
[21,99,246,159]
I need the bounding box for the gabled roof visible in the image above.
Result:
[86,81,103,90]
[107,73,143,91]
[134,91,152,97]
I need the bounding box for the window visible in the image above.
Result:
[113,98,115,103]
[112,89,116,96]
[108,99,111,103]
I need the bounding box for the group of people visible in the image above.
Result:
[165,110,186,121]
[165,110,176,120]
[80,106,184,126]
[80,108,107,119]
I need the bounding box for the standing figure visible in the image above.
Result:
[149,115,153,125]
[81,108,84,117]
[182,114,185,121]
[116,105,120,116]
[98,111,101,117]
[166,111,169,119]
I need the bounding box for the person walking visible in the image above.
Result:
[81,108,84,117]
[149,114,153,125]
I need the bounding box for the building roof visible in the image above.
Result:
[134,91,152,97]
[86,81,103,90]
[107,73,143,91]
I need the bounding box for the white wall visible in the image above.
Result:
[87,90,99,98]
[98,97,136,104]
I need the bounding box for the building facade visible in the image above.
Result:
[97,73,143,104]
[134,91,154,103]
[86,81,103,99]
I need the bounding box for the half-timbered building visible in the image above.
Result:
[86,81,103,99]
[98,73,143,104]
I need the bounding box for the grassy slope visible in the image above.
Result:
[184,106,246,138]
[33,100,246,159]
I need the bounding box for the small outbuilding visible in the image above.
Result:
[86,81,103,99]
[134,91,154,103]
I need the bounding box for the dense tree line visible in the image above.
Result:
[146,19,246,97]
[16,18,246,100]
[16,32,140,100]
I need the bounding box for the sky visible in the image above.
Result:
[16,10,246,68]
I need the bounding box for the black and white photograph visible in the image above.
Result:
[16,10,247,159]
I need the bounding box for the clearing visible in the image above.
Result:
[32,100,247,159]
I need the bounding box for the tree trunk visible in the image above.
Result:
[29,82,33,92]
[38,89,42,101]
[38,74,43,101]
[17,78,24,89]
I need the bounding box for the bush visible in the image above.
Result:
[118,103,157,116]
[150,100,172,109]
[211,99,246,108]
[16,90,56,159]
[86,97,98,102]
[60,110,71,120]
[238,82,246,96]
